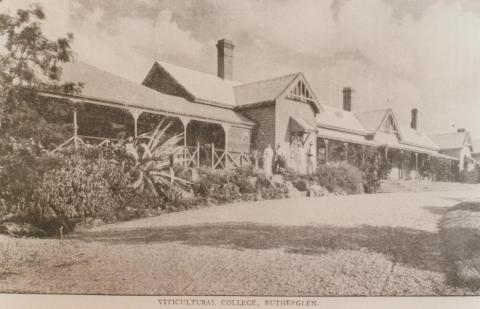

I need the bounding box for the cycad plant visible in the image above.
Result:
[124,120,190,198]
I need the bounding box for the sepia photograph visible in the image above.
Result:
[1,0,480,305]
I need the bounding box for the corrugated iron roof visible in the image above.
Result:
[153,60,240,107]
[234,73,299,107]
[429,132,468,150]
[399,125,439,151]
[53,61,254,126]
[316,104,368,135]
[350,108,438,150]
[355,109,389,133]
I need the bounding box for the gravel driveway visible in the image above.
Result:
[2,189,480,295]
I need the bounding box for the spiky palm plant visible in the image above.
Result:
[125,120,190,197]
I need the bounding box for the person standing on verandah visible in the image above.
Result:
[306,143,315,175]
[263,144,274,178]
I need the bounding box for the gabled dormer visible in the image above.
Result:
[356,108,403,143]
[234,72,322,114]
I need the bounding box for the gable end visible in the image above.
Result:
[277,73,322,114]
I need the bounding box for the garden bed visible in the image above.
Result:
[0,129,385,238]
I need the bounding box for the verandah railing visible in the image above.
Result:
[211,144,251,169]
[51,137,251,170]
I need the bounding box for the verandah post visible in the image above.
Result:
[196,141,200,168]
[361,145,366,166]
[324,139,329,164]
[128,109,142,138]
[211,142,215,169]
[73,109,78,149]
[415,153,419,180]
[400,150,404,179]
[179,117,191,167]
[222,123,230,169]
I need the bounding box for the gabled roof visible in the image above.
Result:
[354,109,390,133]
[45,61,254,127]
[429,131,471,150]
[353,108,438,151]
[143,60,322,113]
[234,73,299,106]
[315,104,368,135]
[147,60,240,107]
[234,72,321,113]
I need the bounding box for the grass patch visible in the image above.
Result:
[440,202,480,289]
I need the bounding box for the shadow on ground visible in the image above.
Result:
[423,206,450,216]
[71,223,446,274]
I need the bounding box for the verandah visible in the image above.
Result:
[317,137,459,181]
[49,101,251,169]
[44,97,458,179]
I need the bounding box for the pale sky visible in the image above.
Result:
[2,0,480,137]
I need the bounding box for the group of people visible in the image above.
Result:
[262,137,315,178]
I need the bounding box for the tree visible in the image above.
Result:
[0,3,80,146]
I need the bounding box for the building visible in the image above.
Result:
[41,39,459,177]
[429,129,475,171]
[472,139,480,163]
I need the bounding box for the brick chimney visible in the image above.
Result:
[410,108,418,130]
[342,87,352,112]
[216,39,234,80]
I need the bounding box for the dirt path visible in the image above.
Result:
[1,189,480,295]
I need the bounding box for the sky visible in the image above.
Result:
[1,0,480,137]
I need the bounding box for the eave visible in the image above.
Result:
[38,90,255,128]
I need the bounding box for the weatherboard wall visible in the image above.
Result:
[276,97,318,172]
[239,104,276,152]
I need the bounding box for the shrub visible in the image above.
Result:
[27,159,125,233]
[314,162,364,194]
[122,121,189,197]
[193,168,243,203]
[0,137,171,234]
[256,175,289,199]
[459,166,480,184]
[0,137,67,219]
[190,166,289,202]
[426,157,459,182]
[440,202,480,289]
[231,166,258,194]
